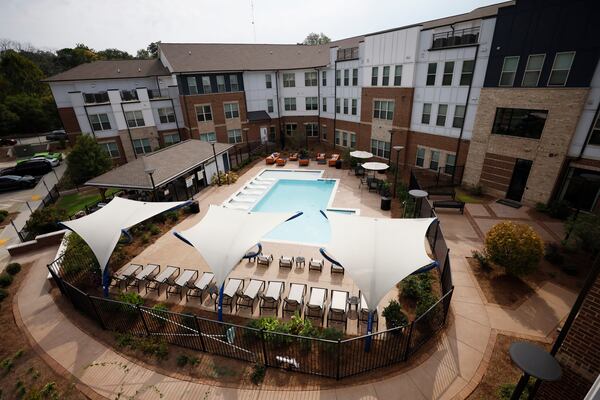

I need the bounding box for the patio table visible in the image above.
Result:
[295,256,305,268]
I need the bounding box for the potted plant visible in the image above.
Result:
[299,148,309,160]
[380,182,392,211]
[382,300,408,333]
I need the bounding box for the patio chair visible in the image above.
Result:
[146,265,180,296]
[331,263,345,275]
[166,269,198,300]
[316,153,326,164]
[279,256,294,269]
[266,153,280,165]
[327,290,349,331]
[354,164,365,177]
[368,177,381,193]
[276,157,287,166]
[236,279,265,312]
[110,263,142,290]
[220,278,244,314]
[305,287,328,324]
[185,271,215,302]
[127,263,160,293]
[358,292,378,331]
[260,281,285,316]
[328,154,340,167]
[289,153,299,161]
[283,283,306,316]
[257,254,274,267]
[308,258,323,272]
[358,176,368,189]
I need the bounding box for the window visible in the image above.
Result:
[322,97,327,112]
[322,126,327,140]
[202,76,211,93]
[164,133,180,146]
[224,103,239,119]
[445,154,456,174]
[352,68,358,86]
[589,112,600,145]
[371,139,390,159]
[373,100,394,121]
[322,71,327,86]
[133,138,151,155]
[351,99,357,115]
[283,72,295,87]
[520,54,545,87]
[125,110,145,127]
[285,123,297,136]
[306,123,319,137]
[269,127,276,142]
[196,105,212,122]
[343,69,349,86]
[426,63,437,86]
[436,104,448,126]
[216,75,226,92]
[492,107,548,139]
[284,97,296,111]
[429,150,440,170]
[336,70,341,86]
[342,132,348,147]
[101,142,119,158]
[382,66,390,86]
[199,132,216,142]
[452,105,465,128]
[306,97,318,111]
[371,67,378,86]
[89,113,111,131]
[120,89,138,101]
[499,56,519,86]
[416,147,425,167]
[335,98,340,114]
[157,107,176,124]
[442,62,454,86]
[229,75,239,91]
[460,60,475,86]
[548,52,575,86]
[421,103,432,124]
[265,74,272,89]
[187,77,198,94]
[305,71,317,86]
[394,65,402,86]
[337,131,357,148]
[350,132,356,148]
[227,129,243,144]
[335,130,341,145]
[267,99,274,113]
[343,98,349,114]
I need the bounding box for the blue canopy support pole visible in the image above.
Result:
[217,283,225,322]
[102,264,110,297]
[365,311,374,352]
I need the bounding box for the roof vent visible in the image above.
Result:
[117,68,120,73]
[138,67,141,72]
[269,51,273,55]
[188,50,192,55]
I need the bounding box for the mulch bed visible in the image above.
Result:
[0,212,19,228]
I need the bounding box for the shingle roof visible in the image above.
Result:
[86,139,234,190]
[247,111,271,121]
[43,59,170,82]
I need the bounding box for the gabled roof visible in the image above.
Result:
[43,59,170,82]
[247,110,271,122]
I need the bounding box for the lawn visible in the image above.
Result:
[55,188,120,216]
[455,188,485,204]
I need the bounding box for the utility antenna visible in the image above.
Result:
[250,0,257,43]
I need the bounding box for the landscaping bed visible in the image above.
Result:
[55,187,120,216]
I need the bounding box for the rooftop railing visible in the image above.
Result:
[337,47,359,61]
[431,27,479,49]
[83,92,109,104]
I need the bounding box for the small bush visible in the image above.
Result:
[0,273,13,288]
[400,273,433,299]
[176,354,189,367]
[565,213,600,255]
[538,200,572,220]
[138,337,168,359]
[115,333,134,348]
[148,224,161,235]
[5,263,21,275]
[165,211,179,222]
[141,232,151,244]
[319,327,344,341]
[382,300,408,329]
[250,363,266,385]
[468,184,484,196]
[544,243,564,265]
[117,291,144,306]
[286,313,316,337]
[0,288,7,302]
[0,210,8,223]
[471,250,491,269]
[152,213,167,224]
[188,356,200,366]
[416,292,439,318]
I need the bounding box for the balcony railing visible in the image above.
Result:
[83,92,109,104]
[120,89,139,102]
[148,89,167,99]
[337,47,359,61]
[431,27,479,49]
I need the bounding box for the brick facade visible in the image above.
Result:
[96,135,127,166]
[57,107,81,133]
[117,126,161,162]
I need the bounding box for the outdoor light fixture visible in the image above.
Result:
[144,165,157,201]
[211,141,221,186]
[393,145,404,199]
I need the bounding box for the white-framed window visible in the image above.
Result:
[305,71,317,87]
[373,100,394,121]
[187,76,198,94]
[445,153,456,173]
[306,123,319,137]
[343,98,349,114]
[394,65,402,86]
[415,147,425,167]
[371,67,378,86]
[284,97,296,111]
[371,139,390,159]
[101,141,120,158]
[164,133,180,146]
[336,70,341,86]
[442,61,454,86]
[421,103,432,124]
[157,107,176,124]
[229,75,239,91]
[335,130,341,145]
[199,132,216,142]
[436,104,448,127]
[224,103,239,119]
[521,54,545,87]
[460,60,475,85]
[267,99,274,113]
[452,105,465,128]
[216,75,226,92]
[89,113,111,131]
[548,51,575,86]
[322,71,327,86]
[265,74,272,89]
[124,110,145,127]
[335,98,340,114]
[342,131,348,147]
[285,123,297,136]
[426,63,437,86]
[382,66,390,86]
[351,99,357,115]
[227,129,243,143]
[133,138,152,155]
[352,68,358,86]
[322,125,327,140]
[283,72,295,87]
[196,105,212,122]
[306,97,318,111]
[350,132,356,148]
[322,97,327,112]
[499,56,519,86]
[337,130,356,148]
[344,69,349,86]
[589,112,600,146]
[201,76,211,93]
[429,150,440,170]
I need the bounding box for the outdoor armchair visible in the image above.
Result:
[279,255,294,269]
[308,258,323,272]
[110,263,142,290]
[146,265,180,296]
[257,254,274,267]
[305,287,328,325]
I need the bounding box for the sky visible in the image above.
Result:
[1,0,502,54]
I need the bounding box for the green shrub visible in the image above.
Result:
[176,354,189,367]
[537,200,571,220]
[0,288,7,302]
[141,232,151,244]
[165,211,179,222]
[416,292,439,319]
[115,333,134,348]
[24,206,68,236]
[565,213,600,255]
[544,243,564,265]
[318,327,344,341]
[0,210,8,223]
[286,313,315,337]
[152,213,167,224]
[484,222,544,277]
[0,273,13,288]
[468,184,484,196]
[382,300,408,329]
[138,337,168,359]
[148,224,160,235]
[5,263,21,275]
[400,273,432,299]
[471,250,491,269]
[117,291,144,307]
[250,363,266,385]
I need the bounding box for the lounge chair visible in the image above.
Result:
[305,287,328,324]
[266,153,280,165]
[236,279,265,312]
[185,271,215,302]
[331,263,345,275]
[276,157,287,166]
[316,153,326,164]
[283,283,306,316]
[166,269,198,300]
[308,258,323,272]
[127,263,160,292]
[260,281,285,316]
[257,254,273,267]
[298,158,309,167]
[327,290,349,330]
[289,153,298,161]
[220,278,244,314]
[328,153,340,167]
[358,292,378,331]
[110,263,142,290]
[279,256,294,269]
[146,265,180,295]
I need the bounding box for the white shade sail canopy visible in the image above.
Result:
[323,211,437,311]
[350,151,374,159]
[362,162,389,171]
[174,205,295,287]
[61,197,187,272]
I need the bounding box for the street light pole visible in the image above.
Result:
[243,128,250,160]
[388,129,395,166]
[144,167,157,201]
[211,141,221,186]
[393,146,404,199]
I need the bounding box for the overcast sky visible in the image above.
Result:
[1,0,501,54]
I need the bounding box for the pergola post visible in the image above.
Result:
[102,263,110,297]
[365,310,374,352]
[217,283,225,321]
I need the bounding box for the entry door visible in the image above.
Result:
[506,159,532,202]
[222,153,230,172]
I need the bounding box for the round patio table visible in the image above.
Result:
[349,150,373,159]
[362,162,389,172]
[408,189,428,218]
[508,342,562,400]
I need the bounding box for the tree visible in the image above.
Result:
[0,103,19,134]
[136,49,151,59]
[55,43,97,70]
[66,135,112,185]
[24,206,68,236]
[302,33,331,45]
[0,50,46,95]
[147,41,161,58]
[97,48,133,60]
[3,94,58,133]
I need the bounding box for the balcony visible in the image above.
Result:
[431,27,479,50]
[120,89,139,102]
[337,47,359,61]
[83,92,109,104]
[148,89,168,99]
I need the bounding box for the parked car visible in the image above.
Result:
[17,156,59,167]
[0,159,53,177]
[0,138,17,146]
[33,151,63,161]
[45,129,67,141]
[0,175,36,191]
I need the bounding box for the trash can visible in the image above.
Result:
[380,196,392,211]
[335,160,342,169]
[188,200,200,214]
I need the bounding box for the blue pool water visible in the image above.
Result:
[252,179,336,244]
